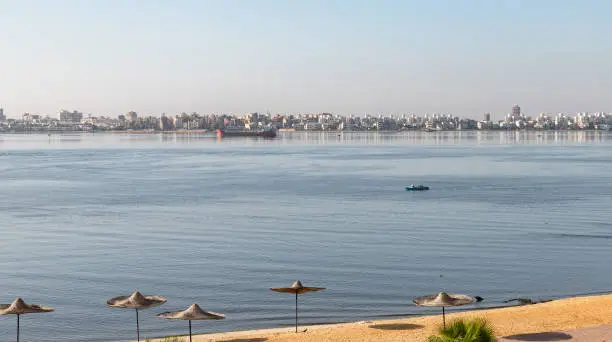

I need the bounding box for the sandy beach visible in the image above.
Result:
[147,293,612,341]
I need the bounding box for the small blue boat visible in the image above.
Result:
[405,184,430,191]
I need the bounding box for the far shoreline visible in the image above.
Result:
[1,129,610,135]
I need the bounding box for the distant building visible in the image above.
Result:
[59,110,83,123]
[0,108,4,122]
[173,114,184,129]
[127,111,138,122]
[512,105,521,117]
[484,113,491,122]
[22,113,40,122]
[159,115,172,130]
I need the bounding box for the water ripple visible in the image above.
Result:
[1,132,612,341]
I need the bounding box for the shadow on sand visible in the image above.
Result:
[217,339,268,342]
[368,323,424,331]
[503,332,573,341]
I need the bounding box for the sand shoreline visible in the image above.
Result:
[144,292,612,341]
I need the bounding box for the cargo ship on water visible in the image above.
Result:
[216,126,277,138]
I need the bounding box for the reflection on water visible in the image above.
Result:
[277,131,609,145]
[0,130,609,149]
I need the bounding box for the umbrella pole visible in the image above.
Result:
[136,308,140,342]
[17,314,19,342]
[442,307,445,329]
[295,292,298,333]
[189,320,192,342]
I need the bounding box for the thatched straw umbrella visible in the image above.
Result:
[270,280,325,333]
[413,292,474,328]
[0,297,54,342]
[156,304,225,342]
[107,290,166,342]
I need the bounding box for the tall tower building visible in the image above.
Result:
[512,105,521,117]
[0,107,5,121]
[484,113,491,122]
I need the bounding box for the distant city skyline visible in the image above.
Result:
[1,0,611,118]
[0,104,609,121]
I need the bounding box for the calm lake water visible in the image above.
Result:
[1,131,611,342]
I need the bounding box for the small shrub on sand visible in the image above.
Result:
[427,318,496,342]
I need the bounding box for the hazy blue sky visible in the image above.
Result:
[1,0,611,119]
